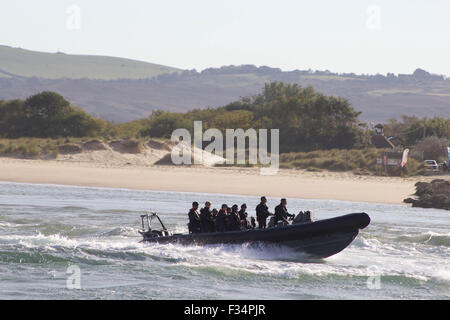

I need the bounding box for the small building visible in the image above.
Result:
[371,124,395,149]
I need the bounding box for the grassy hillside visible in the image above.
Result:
[1,47,450,122]
[0,45,181,80]
[3,68,450,122]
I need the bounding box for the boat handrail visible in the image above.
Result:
[140,211,168,232]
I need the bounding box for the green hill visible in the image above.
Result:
[0,45,182,80]
[1,46,449,123]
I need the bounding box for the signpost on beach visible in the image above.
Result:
[377,151,407,176]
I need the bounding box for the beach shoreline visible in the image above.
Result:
[1,157,444,205]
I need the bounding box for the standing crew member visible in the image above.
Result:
[188,202,201,234]
[228,204,241,231]
[256,196,272,229]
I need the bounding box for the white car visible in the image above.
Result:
[424,160,439,172]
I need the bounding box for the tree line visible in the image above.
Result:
[0,91,107,138]
[1,83,449,154]
[383,115,450,146]
[141,82,363,152]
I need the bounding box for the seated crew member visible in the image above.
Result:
[228,204,241,231]
[274,198,295,226]
[238,203,251,229]
[256,196,272,229]
[215,204,228,232]
[200,201,215,233]
[188,201,201,234]
[225,207,233,231]
[211,208,218,231]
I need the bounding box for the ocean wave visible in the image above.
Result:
[395,232,450,247]
[0,221,14,228]
[99,226,139,237]
[0,246,115,265]
[60,205,90,211]
[175,257,437,287]
[433,269,450,284]
[31,223,97,238]
[96,209,137,214]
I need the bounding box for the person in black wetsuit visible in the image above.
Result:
[215,204,228,232]
[225,207,233,230]
[274,198,295,226]
[188,201,201,234]
[212,208,218,220]
[238,203,251,229]
[255,196,272,229]
[200,201,215,233]
[227,204,241,231]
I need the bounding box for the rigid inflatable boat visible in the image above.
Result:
[139,212,370,259]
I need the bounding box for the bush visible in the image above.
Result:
[0,92,106,138]
[141,111,193,138]
[22,143,40,158]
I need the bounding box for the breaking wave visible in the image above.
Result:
[395,232,450,247]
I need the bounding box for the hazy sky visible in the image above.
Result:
[1,0,450,75]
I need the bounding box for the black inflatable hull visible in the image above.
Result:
[141,212,370,259]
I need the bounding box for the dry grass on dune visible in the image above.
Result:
[279,148,424,176]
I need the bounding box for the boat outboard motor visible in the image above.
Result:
[305,211,315,222]
[267,216,276,228]
[293,211,315,224]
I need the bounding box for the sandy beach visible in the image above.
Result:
[1,157,442,205]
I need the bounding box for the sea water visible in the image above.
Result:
[0,181,448,299]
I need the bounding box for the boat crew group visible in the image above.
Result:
[188,196,314,234]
